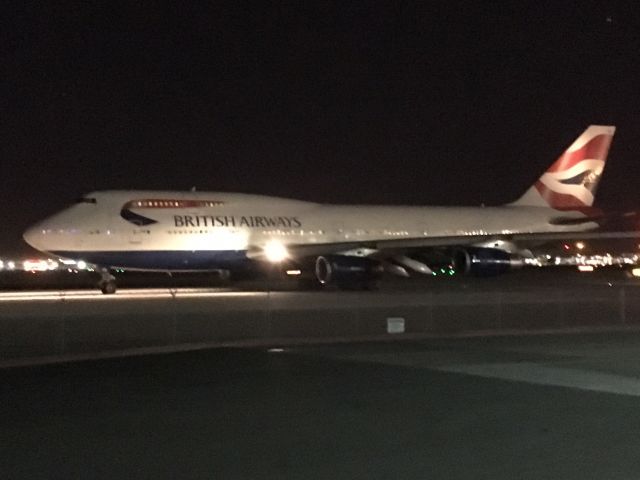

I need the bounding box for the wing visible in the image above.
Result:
[246,229,640,261]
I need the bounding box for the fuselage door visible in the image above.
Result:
[128,228,147,245]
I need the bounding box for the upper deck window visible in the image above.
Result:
[125,199,224,208]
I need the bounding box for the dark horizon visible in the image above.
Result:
[3,2,640,255]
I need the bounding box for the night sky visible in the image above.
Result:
[2,2,640,255]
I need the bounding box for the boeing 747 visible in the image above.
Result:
[24,125,624,293]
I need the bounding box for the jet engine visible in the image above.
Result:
[453,247,524,276]
[314,255,383,289]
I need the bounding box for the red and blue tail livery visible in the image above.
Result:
[512,125,615,209]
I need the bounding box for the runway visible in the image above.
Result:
[0,288,254,302]
[1,269,640,367]
[4,331,640,479]
[0,266,638,300]
[3,271,640,477]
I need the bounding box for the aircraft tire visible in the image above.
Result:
[100,280,117,295]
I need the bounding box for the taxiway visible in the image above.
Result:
[3,331,640,479]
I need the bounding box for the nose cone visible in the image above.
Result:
[23,224,45,252]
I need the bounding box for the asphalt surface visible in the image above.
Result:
[3,331,640,479]
[0,265,637,293]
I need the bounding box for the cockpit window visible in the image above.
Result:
[76,197,97,204]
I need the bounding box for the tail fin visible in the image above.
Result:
[511,125,616,208]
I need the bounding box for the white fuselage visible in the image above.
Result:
[23,190,591,270]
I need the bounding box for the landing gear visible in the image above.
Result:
[98,269,117,294]
[100,281,117,295]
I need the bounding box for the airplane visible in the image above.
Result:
[23,125,625,294]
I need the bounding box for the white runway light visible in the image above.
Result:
[264,240,289,262]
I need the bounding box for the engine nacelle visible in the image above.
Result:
[315,255,383,288]
[453,247,524,277]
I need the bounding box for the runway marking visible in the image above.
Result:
[436,362,640,397]
[0,289,263,302]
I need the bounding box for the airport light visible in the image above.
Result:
[7,261,15,270]
[23,259,49,272]
[264,240,289,263]
[632,268,640,278]
[576,241,585,250]
[77,260,87,270]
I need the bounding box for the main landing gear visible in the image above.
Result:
[98,268,117,294]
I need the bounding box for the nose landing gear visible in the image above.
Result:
[98,269,117,294]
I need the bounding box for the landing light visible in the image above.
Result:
[23,259,57,271]
[77,260,87,270]
[264,240,289,263]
